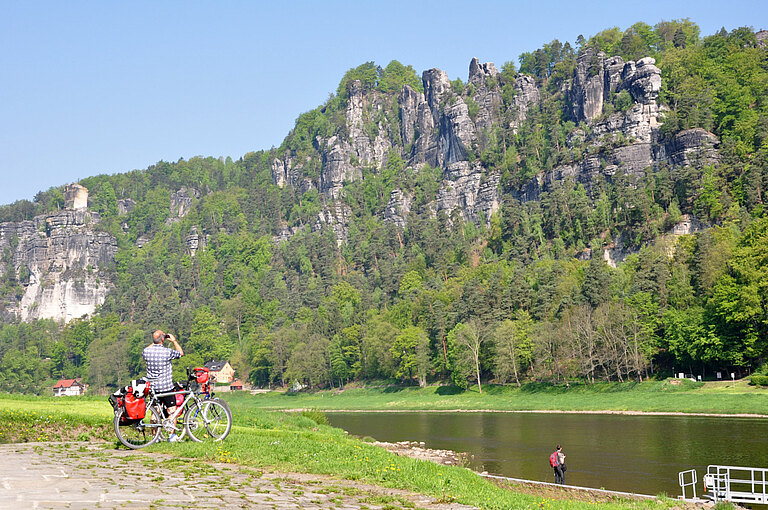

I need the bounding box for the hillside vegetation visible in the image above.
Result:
[1,21,767,395]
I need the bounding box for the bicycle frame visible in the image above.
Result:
[144,385,208,431]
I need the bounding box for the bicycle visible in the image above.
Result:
[111,367,232,450]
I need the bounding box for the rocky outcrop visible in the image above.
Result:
[399,85,422,148]
[436,162,500,224]
[117,198,135,216]
[660,128,721,168]
[273,51,720,241]
[510,75,540,129]
[383,189,412,229]
[272,153,304,189]
[570,49,661,124]
[669,214,707,236]
[186,226,206,256]
[313,202,353,246]
[64,184,89,210]
[169,187,199,219]
[758,30,768,48]
[0,209,117,322]
[518,50,718,198]
[468,58,503,135]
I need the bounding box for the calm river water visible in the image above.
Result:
[326,412,768,496]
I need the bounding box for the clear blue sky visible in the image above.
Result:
[1,1,765,206]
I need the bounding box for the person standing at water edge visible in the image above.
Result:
[550,445,565,484]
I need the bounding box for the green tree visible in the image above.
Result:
[390,325,430,386]
[448,320,486,393]
[493,310,534,387]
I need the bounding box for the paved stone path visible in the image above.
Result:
[1,443,476,509]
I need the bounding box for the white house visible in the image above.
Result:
[53,378,87,396]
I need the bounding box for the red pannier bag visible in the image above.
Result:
[124,392,146,419]
[191,367,212,393]
[192,367,209,384]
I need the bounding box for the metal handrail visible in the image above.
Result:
[704,465,768,504]
[678,469,697,500]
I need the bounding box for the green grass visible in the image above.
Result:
[0,393,680,510]
[230,378,768,415]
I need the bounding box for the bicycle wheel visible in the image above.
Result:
[185,398,232,442]
[114,405,162,449]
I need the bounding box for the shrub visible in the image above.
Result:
[749,375,768,387]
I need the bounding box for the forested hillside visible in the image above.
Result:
[1,21,767,394]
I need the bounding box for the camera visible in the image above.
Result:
[165,334,171,339]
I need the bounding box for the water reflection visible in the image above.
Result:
[326,412,768,495]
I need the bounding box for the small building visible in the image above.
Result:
[204,360,235,384]
[230,380,244,391]
[53,378,87,397]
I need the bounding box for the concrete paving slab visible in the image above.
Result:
[0,442,477,509]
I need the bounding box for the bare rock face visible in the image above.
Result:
[571,48,607,122]
[468,58,503,134]
[186,226,207,256]
[757,30,768,48]
[317,80,394,198]
[64,184,89,210]
[273,224,300,244]
[410,99,438,167]
[570,49,662,124]
[170,187,200,219]
[117,198,135,216]
[314,202,353,246]
[320,135,358,199]
[527,51,677,196]
[383,189,412,229]
[0,210,117,322]
[435,161,500,225]
[669,214,707,236]
[439,96,475,166]
[661,128,721,168]
[623,57,662,104]
[399,84,422,149]
[511,75,540,129]
[271,152,304,189]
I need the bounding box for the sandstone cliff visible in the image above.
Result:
[270,51,720,243]
[0,209,117,322]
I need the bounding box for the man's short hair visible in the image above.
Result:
[152,330,164,344]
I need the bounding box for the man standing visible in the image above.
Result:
[550,445,566,485]
[143,330,184,419]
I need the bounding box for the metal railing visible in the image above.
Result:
[702,465,768,505]
[678,469,697,500]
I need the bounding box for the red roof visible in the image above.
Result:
[53,379,82,388]
[230,380,244,387]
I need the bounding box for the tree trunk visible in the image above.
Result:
[475,353,483,394]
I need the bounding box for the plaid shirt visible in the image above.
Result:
[142,344,182,392]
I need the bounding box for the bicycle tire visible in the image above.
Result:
[114,405,162,449]
[184,398,232,442]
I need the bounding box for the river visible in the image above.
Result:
[326,411,768,496]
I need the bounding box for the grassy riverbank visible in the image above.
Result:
[1,394,688,510]
[237,378,768,415]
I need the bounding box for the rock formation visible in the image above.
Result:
[0,209,117,322]
[248,50,725,248]
[169,187,200,220]
[64,184,89,210]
